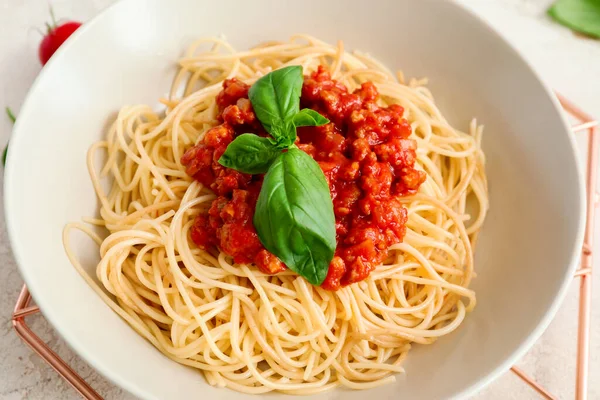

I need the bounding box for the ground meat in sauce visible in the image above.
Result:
[182,66,426,290]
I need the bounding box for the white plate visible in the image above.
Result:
[4,0,585,399]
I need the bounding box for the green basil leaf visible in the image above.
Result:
[293,108,330,128]
[548,0,600,38]
[218,133,281,174]
[287,109,330,143]
[254,148,336,285]
[3,107,15,166]
[248,66,303,142]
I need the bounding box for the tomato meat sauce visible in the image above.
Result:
[181,66,426,290]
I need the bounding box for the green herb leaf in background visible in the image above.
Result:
[3,107,15,166]
[253,148,336,286]
[248,66,303,145]
[6,107,16,123]
[548,0,600,38]
[218,133,281,174]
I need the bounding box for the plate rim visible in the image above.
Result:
[4,0,587,398]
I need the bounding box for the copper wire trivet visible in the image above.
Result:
[11,95,597,400]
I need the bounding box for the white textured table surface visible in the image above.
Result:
[1,0,599,399]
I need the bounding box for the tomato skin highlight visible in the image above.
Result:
[38,22,82,65]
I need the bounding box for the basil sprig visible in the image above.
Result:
[217,66,335,285]
[248,66,303,146]
[548,0,600,39]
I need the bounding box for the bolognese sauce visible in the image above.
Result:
[181,66,426,290]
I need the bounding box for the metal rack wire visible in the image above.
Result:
[11,95,597,400]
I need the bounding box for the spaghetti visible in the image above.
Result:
[63,35,488,394]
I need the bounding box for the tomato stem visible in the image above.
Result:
[49,4,58,30]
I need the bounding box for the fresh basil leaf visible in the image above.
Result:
[248,66,303,142]
[548,0,600,38]
[253,148,336,285]
[293,108,330,128]
[285,108,330,144]
[218,133,281,174]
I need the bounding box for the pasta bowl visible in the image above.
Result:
[4,0,585,398]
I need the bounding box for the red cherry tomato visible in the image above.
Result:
[38,21,82,65]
